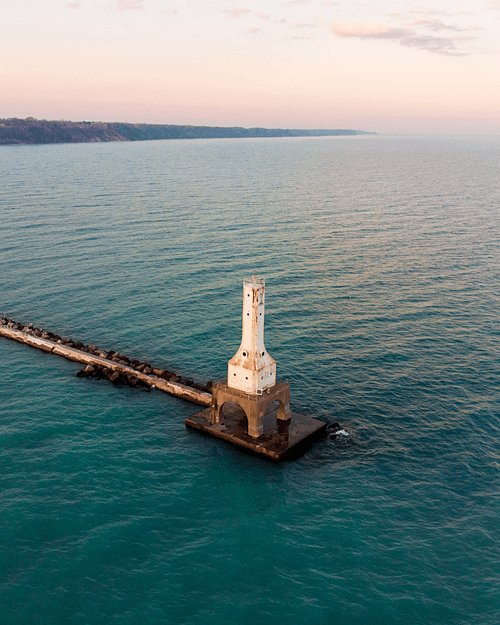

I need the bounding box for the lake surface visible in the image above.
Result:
[1,135,499,624]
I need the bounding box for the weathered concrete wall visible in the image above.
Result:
[0,322,212,407]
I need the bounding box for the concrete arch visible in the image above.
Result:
[218,400,248,422]
[211,380,291,438]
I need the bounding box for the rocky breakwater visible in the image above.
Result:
[0,317,212,407]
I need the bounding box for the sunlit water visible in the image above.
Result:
[1,136,499,625]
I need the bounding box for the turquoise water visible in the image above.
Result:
[1,136,499,624]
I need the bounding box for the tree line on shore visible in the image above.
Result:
[0,117,375,145]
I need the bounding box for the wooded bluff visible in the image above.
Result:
[0,117,375,145]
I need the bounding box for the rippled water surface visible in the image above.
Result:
[1,136,499,624]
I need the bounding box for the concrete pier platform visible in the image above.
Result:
[186,403,327,461]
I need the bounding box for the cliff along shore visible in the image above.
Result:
[0,117,375,146]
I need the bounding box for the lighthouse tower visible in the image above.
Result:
[186,275,327,453]
[209,276,290,438]
[227,276,276,394]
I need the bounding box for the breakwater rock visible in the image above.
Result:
[0,317,212,406]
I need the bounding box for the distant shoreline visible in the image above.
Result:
[0,117,376,146]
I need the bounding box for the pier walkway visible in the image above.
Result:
[0,320,211,407]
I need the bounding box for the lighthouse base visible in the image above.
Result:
[185,404,326,462]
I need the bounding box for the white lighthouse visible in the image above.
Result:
[227,276,276,395]
[187,275,326,451]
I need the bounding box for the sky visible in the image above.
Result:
[1,0,499,134]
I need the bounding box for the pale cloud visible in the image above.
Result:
[67,2,81,8]
[330,20,472,56]
[390,6,448,19]
[162,8,178,16]
[330,21,411,39]
[293,23,318,28]
[488,0,500,8]
[116,0,147,10]
[255,12,270,20]
[246,27,262,33]
[284,0,311,6]
[400,34,467,56]
[405,19,480,32]
[223,7,251,19]
[405,5,448,17]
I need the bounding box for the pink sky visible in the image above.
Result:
[1,0,499,134]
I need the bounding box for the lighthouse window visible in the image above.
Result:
[242,351,247,357]
[261,351,265,356]
[233,373,236,376]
